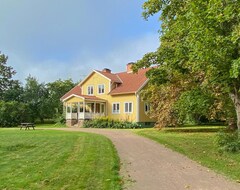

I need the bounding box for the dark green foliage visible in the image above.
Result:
[23,76,50,122]
[54,113,66,124]
[1,80,24,102]
[0,52,16,96]
[0,52,76,127]
[216,131,240,153]
[47,79,75,114]
[137,0,240,128]
[174,88,214,124]
[83,117,141,129]
[0,101,29,127]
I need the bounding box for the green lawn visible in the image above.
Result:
[35,123,67,128]
[134,127,240,181]
[0,129,121,190]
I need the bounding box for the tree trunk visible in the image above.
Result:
[229,93,240,130]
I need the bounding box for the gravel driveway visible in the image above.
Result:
[52,128,240,190]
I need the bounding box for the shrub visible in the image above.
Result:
[215,130,240,153]
[82,117,141,129]
[54,114,65,124]
[0,101,30,127]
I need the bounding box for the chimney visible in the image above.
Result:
[127,62,134,73]
[102,68,111,73]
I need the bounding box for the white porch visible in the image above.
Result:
[65,101,106,120]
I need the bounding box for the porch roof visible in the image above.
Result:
[62,94,106,102]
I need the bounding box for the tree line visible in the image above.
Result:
[0,52,75,127]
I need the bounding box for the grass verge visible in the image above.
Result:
[134,127,240,182]
[0,129,121,190]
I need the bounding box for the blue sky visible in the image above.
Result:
[0,0,160,83]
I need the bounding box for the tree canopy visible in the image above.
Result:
[0,52,16,98]
[136,0,240,128]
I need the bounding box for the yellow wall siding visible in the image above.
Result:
[81,72,110,96]
[66,96,84,103]
[138,83,156,123]
[107,94,137,121]
[138,94,156,122]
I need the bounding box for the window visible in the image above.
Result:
[67,104,71,113]
[101,104,105,113]
[72,103,78,113]
[87,85,93,95]
[124,102,133,113]
[98,84,105,94]
[79,102,83,113]
[144,103,150,113]
[112,103,120,114]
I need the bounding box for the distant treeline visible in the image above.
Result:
[0,52,75,127]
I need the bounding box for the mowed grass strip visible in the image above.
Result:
[0,129,121,190]
[134,127,240,181]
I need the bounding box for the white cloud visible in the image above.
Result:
[8,33,159,83]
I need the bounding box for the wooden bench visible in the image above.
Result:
[20,123,35,130]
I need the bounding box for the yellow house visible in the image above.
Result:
[61,63,156,127]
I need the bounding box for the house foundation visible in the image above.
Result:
[66,119,85,127]
[66,119,77,127]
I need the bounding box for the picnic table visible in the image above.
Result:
[20,123,35,130]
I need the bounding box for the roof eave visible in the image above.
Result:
[62,94,85,102]
[135,79,149,95]
[109,91,136,96]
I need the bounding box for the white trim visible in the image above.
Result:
[62,94,85,102]
[124,102,133,114]
[112,102,120,114]
[136,94,140,122]
[87,85,94,95]
[116,74,123,83]
[97,84,105,94]
[85,99,106,103]
[136,79,149,94]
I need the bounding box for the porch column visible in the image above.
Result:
[77,102,80,120]
[94,102,96,118]
[83,101,85,119]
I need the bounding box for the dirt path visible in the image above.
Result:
[51,128,240,190]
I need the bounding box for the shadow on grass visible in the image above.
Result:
[162,126,226,133]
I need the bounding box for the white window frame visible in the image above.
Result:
[98,84,105,94]
[144,103,150,113]
[124,102,133,113]
[112,102,120,114]
[87,85,94,95]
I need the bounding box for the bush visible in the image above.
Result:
[83,117,141,129]
[54,114,65,124]
[0,101,30,127]
[215,130,240,153]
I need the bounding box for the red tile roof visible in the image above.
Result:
[60,85,106,102]
[80,95,106,101]
[61,67,151,101]
[60,85,82,101]
[95,70,122,83]
[109,68,150,95]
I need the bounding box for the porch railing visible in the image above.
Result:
[66,112,105,120]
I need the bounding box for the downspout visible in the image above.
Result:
[136,93,140,123]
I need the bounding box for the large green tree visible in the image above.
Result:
[23,76,50,122]
[136,0,240,128]
[0,52,16,98]
[47,79,75,115]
